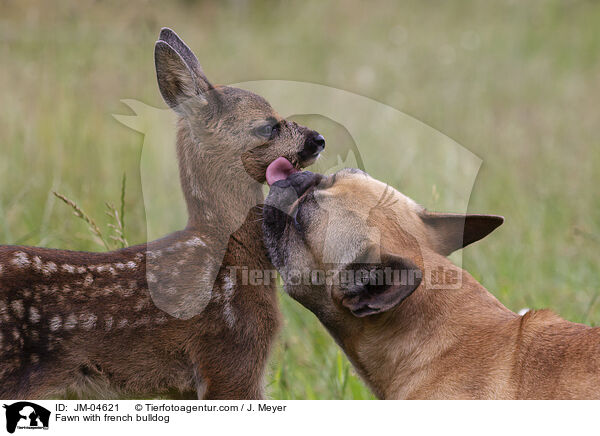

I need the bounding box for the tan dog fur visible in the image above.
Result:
[263,169,600,399]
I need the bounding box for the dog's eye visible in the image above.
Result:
[255,124,274,139]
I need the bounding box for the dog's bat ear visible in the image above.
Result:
[340,254,422,317]
[420,212,504,256]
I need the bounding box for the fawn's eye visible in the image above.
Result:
[255,124,274,139]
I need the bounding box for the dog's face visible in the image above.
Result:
[263,169,503,321]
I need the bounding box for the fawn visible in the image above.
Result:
[0,28,325,399]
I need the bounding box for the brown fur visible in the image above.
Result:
[263,169,600,399]
[0,28,324,399]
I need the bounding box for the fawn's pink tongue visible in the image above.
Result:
[266,157,299,186]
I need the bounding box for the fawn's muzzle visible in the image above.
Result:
[298,131,326,162]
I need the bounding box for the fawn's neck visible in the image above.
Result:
[176,121,264,233]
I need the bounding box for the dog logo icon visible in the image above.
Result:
[3,402,50,434]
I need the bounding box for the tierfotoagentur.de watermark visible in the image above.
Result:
[225,265,462,288]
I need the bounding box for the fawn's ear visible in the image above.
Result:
[340,254,422,317]
[420,212,504,256]
[158,28,206,81]
[154,40,212,114]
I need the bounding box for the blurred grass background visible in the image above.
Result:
[1,0,599,399]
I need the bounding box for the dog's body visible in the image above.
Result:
[0,28,324,399]
[351,269,600,400]
[262,169,600,399]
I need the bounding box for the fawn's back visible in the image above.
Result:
[1,204,281,400]
[0,236,189,398]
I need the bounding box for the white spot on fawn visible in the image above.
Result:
[29,307,41,323]
[0,264,3,275]
[0,301,8,322]
[105,316,114,331]
[81,313,97,330]
[223,275,234,297]
[115,262,126,270]
[64,314,78,330]
[94,264,116,275]
[62,264,76,273]
[11,300,25,319]
[49,315,62,331]
[42,262,57,276]
[12,251,31,268]
[84,274,94,287]
[77,266,87,274]
[32,256,43,271]
[186,237,206,247]
[222,275,236,328]
[126,261,137,269]
[117,319,129,329]
[224,305,236,328]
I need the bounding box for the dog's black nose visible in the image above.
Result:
[271,171,322,197]
[298,131,326,162]
[265,171,323,216]
[287,171,323,197]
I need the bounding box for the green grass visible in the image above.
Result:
[1,0,598,399]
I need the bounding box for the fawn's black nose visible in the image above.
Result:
[313,134,326,149]
[298,131,326,162]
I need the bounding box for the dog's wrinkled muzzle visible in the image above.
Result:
[265,171,322,218]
